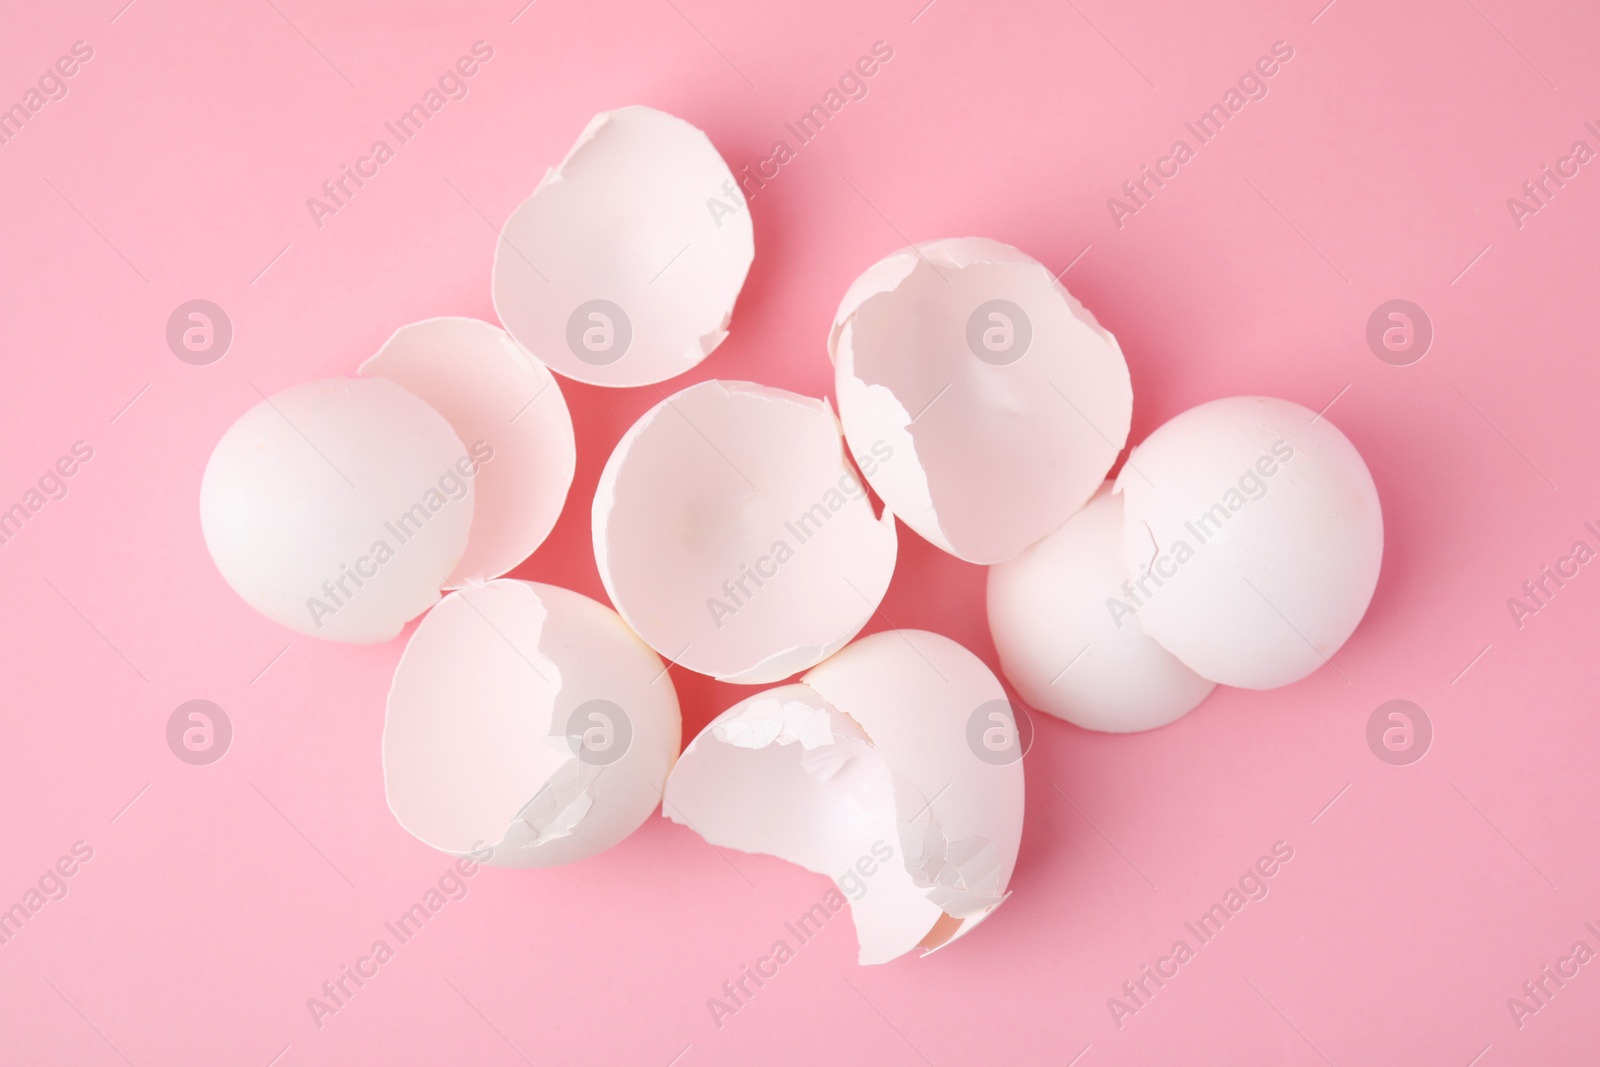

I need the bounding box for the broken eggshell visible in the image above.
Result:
[592,379,897,684]
[830,237,1133,564]
[383,579,681,867]
[490,105,755,388]
[1113,396,1383,690]
[663,629,1024,964]
[987,483,1216,732]
[360,317,576,587]
[200,377,474,643]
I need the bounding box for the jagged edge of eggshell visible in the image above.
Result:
[662,689,949,964]
[382,580,605,865]
[801,630,1021,925]
[830,237,1128,562]
[490,106,754,388]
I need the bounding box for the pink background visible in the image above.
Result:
[4,0,1599,1063]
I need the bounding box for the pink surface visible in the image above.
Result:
[3,0,1598,1063]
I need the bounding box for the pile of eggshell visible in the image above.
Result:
[200,106,1382,965]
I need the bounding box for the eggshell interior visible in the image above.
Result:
[831,237,1133,564]
[199,377,472,643]
[803,630,1024,939]
[987,483,1216,732]
[1114,396,1384,689]
[383,579,681,867]
[592,380,898,684]
[490,105,754,387]
[664,686,946,964]
[360,317,576,586]
[663,629,1024,963]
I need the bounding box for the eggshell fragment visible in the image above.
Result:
[200,377,473,643]
[360,317,576,586]
[664,630,1024,964]
[1114,396,1383,689]
[830,237,1133,564]
[987,483,1216,732]
[593,380,898,684]
[383,579,681,867]
[491,105,754,387]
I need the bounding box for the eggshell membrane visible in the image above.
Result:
[360,317,576,586]
[199,377,472,643]
[987,483,1216,732]
[1114,396,1383,689]
[490,105,754,387]
[592,380,898,684]
[383,579,681,867]
[665,630,1024,963]
[830,237,1133,564]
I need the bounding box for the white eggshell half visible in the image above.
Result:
[663,630,1024,964]
[1114,396,1383,689]
[987,483,1216,732]
[593,380,898,684]
[490,105,754,387]
[383,579,681,867]
[360,317,576,586]
[830,237,1133,564]
[200,377,473,643]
